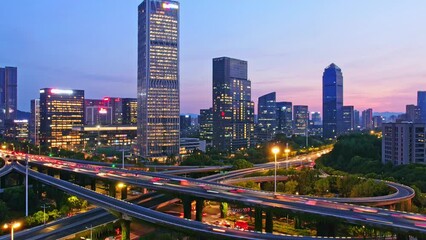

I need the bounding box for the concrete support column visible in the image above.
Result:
[142,188,147,194]
[182,197,193,220]
[316,220,336,236]
[109,181,116,198]
[265,210,273,233]
[91,179,97,191]
[220,202,228,218]
[254,208,263,232]
[120,219,131,240]
[121,186,128,200]
[195,199,204,222]
[405,200,412,212]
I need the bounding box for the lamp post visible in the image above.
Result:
[41,204,47,225]
[284,143,290,169]
[3,222,21,240]
[25,152,29,216]
[86,225,93,240]
[271,146,280,195]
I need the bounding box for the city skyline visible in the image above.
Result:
[1,0,426,113]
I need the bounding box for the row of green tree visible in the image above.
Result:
[237,168,392,197]
[317,133,426,212]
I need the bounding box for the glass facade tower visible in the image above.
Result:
[257,92,276,141]
[137,0,180,159]
[418,91,426,123]
[0,66,17,131]
[322,63,343,139]
[212,57,254,151]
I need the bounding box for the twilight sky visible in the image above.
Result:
[1,0,425,113]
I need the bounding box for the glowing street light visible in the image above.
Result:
[117,182,126,189]
[271,146,280,195]
[3,222,21,240]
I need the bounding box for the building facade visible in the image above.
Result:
[322,63,343,139]
[122,98,137,125]
[212,57,254,151]
[405,104,421,123]
[30,99,40,145]
[257,92,276,141]
[362,108,373,130]
[39,88,84,149]
[418,91,426,123]
[276,101,292,135]
[293,105,309,136]
[85,99,113,126]
[342,106,354,133]
[199,108,213,143]
[137,0,180,158]
[0,66,17,131]
[382,122,426,165]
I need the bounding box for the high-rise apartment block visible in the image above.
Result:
[382,122,426,165]
[276,102,292,135]
[342,106,354,133]
[257,92,276,141]
[122,98,137,125]
[322,63,343,139]
[137,0,180,159]
[212,57,254,151]
[39,88,84,149]
[405,104,421,123]
[0,66,17,131]
[362,108,373,130]
[293,105,309,136]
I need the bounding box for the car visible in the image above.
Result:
[229,188,245,193]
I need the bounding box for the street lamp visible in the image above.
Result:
[284,143,290,169]
[271,146,280,195]
[3,222,21,240]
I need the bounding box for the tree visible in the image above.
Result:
[277,182,285,192]
[232,159,253,170]
[220,202,228,218]
[284,180,298,194]
[314,178,330,195]
[0,200,8,222]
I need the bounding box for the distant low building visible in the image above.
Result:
[179,138,206,157]
[382,122,426,165]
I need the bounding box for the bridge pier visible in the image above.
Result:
[316,219,336,236]
[195,199,204,222]
[265,210,273,233]
[220,202,228,218]
[120,219,131,240]
[90,179,96,191]
[0,176,5,189]
[109,181,116,198]
[47,168,55,177]
[254,207,263,232]
[396,233,409,240]
[182,197,192,220]
[120,185,127,200]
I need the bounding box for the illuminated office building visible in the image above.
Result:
[30,99,40,145]
[212,57,254,151]
[122,98,137,125]
[199,108,213,143]
[276,102,293,135]
[322,63,343,139]
[39,88,84,149]
[138,0,180,159]
[0,66,17,131]
[85,99,113,126]
[293,105,309,136]
[342,106,354,133]
[257,92,276,141]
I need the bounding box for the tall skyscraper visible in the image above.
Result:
[417,91,426,123]
[276,102,293,135]
[30,99,40,145]
[361,108,373,130]
[342,106,354,133]
[212,57,254,151]
[137,0,180,159]
[322,63,343,139]
[293,105,309,136]
[0,66,17,131]
[199,108,213,143]
[257,92,276,141]
[39,88,84,149]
